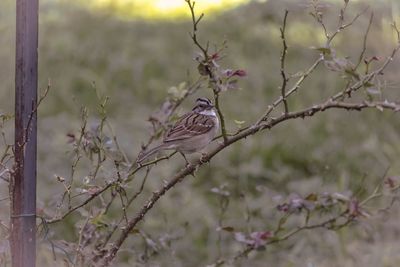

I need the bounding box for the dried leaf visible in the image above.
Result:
[197,63,209,76]
[384,177,396,189]
[348,198,361,216]
[305,193,318,201]
[221,226,235,232]
[54,174,65,183]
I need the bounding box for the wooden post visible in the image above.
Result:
[11,0,38,266]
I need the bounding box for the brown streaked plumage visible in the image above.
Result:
[137,97,219,163]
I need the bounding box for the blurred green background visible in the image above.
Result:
[1,0,400,266]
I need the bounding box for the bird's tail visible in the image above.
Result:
[136,143,169,163]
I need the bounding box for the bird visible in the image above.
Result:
[137,97,219,164]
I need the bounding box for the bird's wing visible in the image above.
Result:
[164,112,215,142]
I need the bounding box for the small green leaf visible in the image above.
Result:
[130,229,140,234]
[363,82,374,88]
[234,120,245,127]
[167,86,178,96]
[344,69,360,80]
[178,82,187,90]
[91,213,108,228]
[0,113,14,123]
[312,46,331,55]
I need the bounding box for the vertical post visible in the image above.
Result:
[11,0,38,266]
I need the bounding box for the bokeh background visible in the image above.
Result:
[1,0,400,266]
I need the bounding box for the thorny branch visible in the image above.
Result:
[97,77,400,265]
[22,80,51,148]
[280,10,289,114]
[96,98,400,265]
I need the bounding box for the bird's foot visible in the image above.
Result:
[200,153,209,164]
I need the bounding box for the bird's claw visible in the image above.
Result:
[200,153,209,164]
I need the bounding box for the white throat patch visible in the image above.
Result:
[199,109,217,117]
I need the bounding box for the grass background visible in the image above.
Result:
[1,0,400,266]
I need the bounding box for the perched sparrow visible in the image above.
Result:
[137,97,219,163]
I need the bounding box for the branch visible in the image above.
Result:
[21,80,51,148]
[213,92,228,143]
[355,12,374,69]
[332,41,400,102]
[95,97,400,265]
[280,10,289,114]
[185,0,208,59]
[96,167,151,252]
[46,182,114,224]
[185,0,229,143]
[229,211,350,263]
[256,56,323,125]
[327,6,370,45]
[47,65,203,228]
[220,184,400,265]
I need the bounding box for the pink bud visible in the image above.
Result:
[210,53,220,60]
[232,69,247,77]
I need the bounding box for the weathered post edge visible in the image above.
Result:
[11,0,38,266]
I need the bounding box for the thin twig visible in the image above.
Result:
[256,57,323,125]
[327,7,370,45]
[185,0,208,59]
[73,215,91,266]
[213,92,228,143]
[185,0,229,143]
[280,10,289,114]
[129,151,177,178]
[22,80,51,147]
[332,42,400,102]
[46,182,114,224]
[355,12,374,69]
